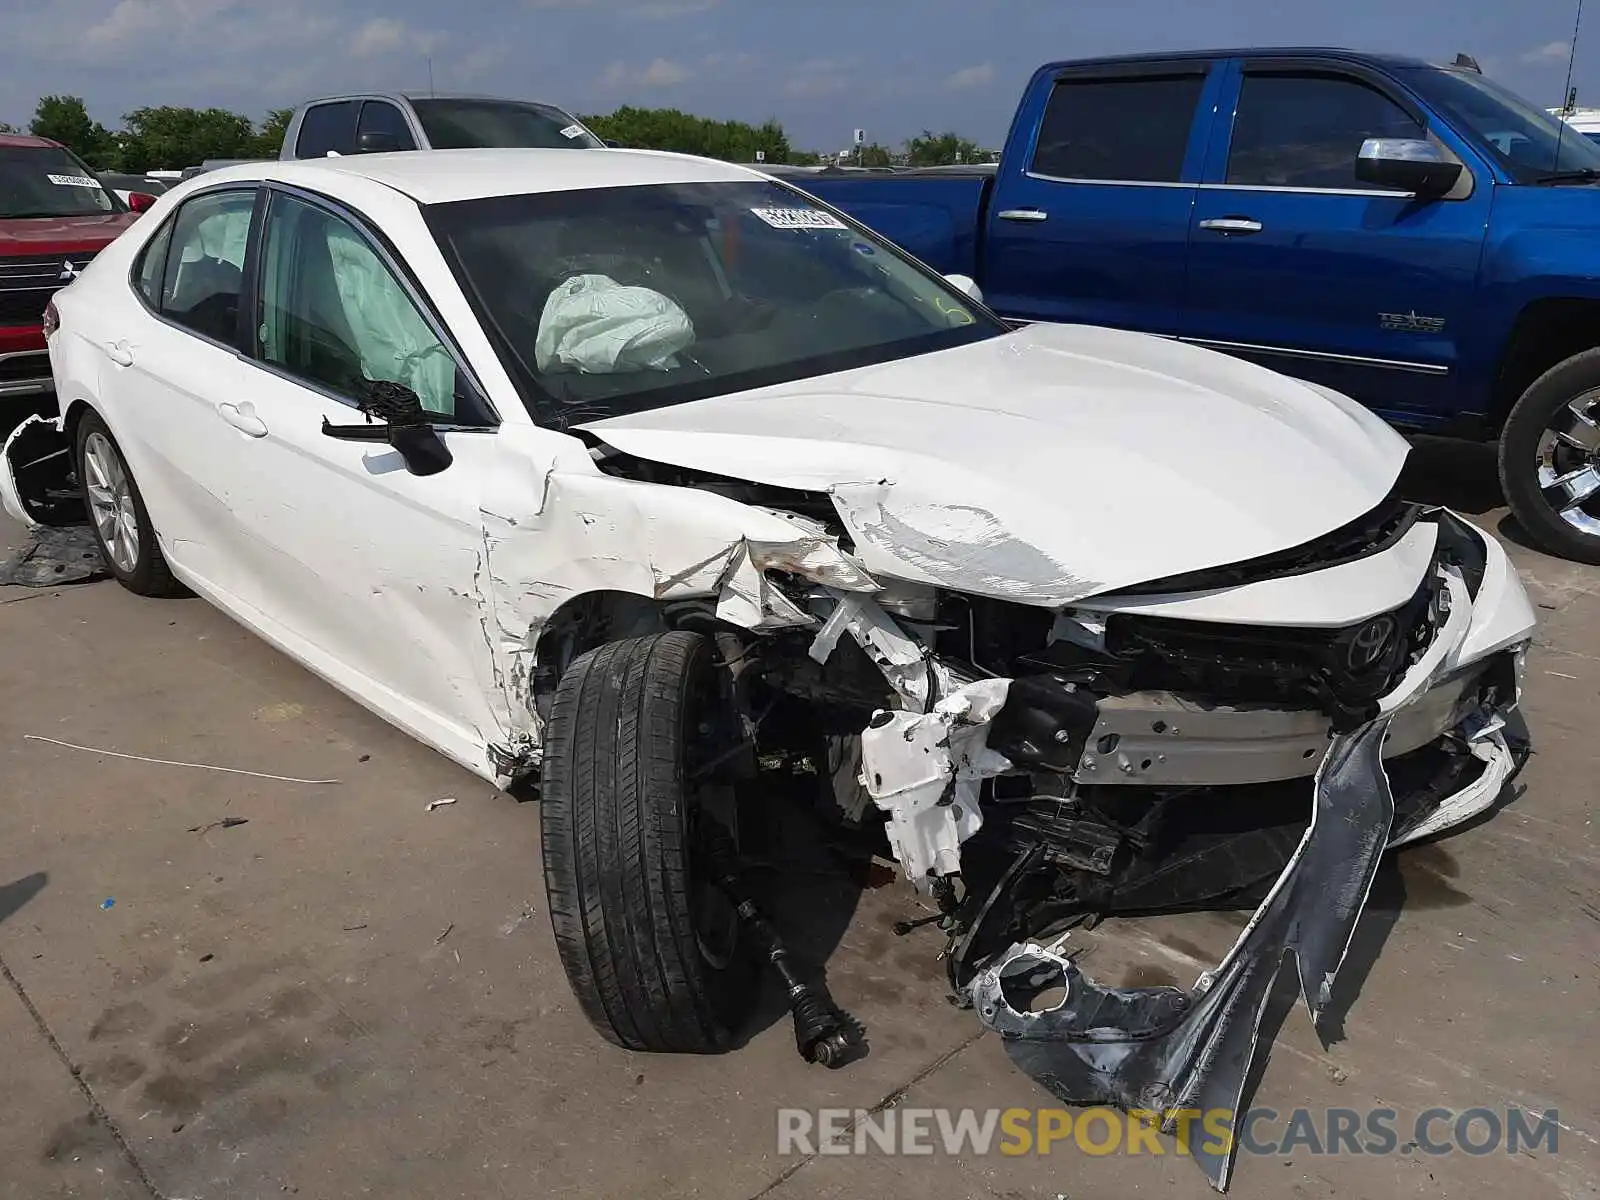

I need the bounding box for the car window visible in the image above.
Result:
[157,190,254,343]
[256,192,462,417]
[356,101,417,152]
[295,101,357,158]
[409,98,603,149]
[133,217,175,306]
[0,145,120,217]
[426,180,1003,426]
[1031,74,1207,182]
[1228,72,1426,190]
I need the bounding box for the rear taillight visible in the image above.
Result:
[42,300,59,339]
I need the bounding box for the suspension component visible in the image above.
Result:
[700,818,859,1067]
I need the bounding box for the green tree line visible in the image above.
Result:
[9,94,987,172]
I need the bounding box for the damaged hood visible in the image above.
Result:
[583,323,1409,605]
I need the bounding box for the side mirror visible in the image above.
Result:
[356,130,403,154]
[321,380,453,476]
[1355,139,1463,198]
[944,273,983,303]
[126,192,158,213]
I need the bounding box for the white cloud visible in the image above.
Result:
[783,57,852,98]
[1522,40,1570,64]
[528,0,720,10]
[350,16,447,58]
[600,57,692,88]
[350,17,406,56]
[632,0,721,16]
[946,62,993,90]
[85,0,234,51]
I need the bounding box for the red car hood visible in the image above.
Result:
[0,213,137,255]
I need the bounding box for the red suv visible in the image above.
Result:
[1,135,151,403]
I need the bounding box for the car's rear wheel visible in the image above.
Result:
[540,631,758,1054]
[75,411,184,597]
[1500,349,1600,564]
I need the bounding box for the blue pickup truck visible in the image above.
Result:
[797,49,1600,564]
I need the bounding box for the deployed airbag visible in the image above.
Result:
[535,273,695,374]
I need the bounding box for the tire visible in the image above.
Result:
[1499,348,1600,565]
[74,411,186,597]
[540,631,757,1054]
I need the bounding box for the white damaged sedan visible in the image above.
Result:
[1,150,1535,1188]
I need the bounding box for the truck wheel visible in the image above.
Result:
[74,411,185,597]
[540,631,757,1054]
[1500,349,1600,565]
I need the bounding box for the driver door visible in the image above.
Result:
[217,187,507,770]
[1182,59,1492,425]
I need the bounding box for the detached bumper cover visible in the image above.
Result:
[960,523,1534,1192]
[972,712,1522,1191]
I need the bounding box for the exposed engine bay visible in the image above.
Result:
[590,447,1534,1191]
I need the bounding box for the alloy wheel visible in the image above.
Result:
[82,431,139,574]
[1535,390,1600,537]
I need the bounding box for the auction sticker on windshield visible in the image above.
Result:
[751,207,848,230]
[48,174,102,188]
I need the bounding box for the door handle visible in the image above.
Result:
[218,401,268,438]
[997,208,1049,223]
[104,340,134,367]
[1198,217,1264,235]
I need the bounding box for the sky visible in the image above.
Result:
[3,0,1600,151]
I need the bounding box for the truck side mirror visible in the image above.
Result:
[356,130,403,154]
[1355,138,1463,198]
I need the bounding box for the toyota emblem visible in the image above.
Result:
[1346,616,1397,672]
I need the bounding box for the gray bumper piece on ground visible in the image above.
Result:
[971,719,1396,1192]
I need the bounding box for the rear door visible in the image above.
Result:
[982,60,1224,332]
[1182,57,1493,425]
[96,185,262,596]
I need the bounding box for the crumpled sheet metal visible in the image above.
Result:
[973,719,1397,1192]
[0,525,108,587]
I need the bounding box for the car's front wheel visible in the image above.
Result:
[540,631,758,1054]
[1500,349,1600,564]
[75,411,184,597]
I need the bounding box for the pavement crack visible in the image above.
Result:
[745,1027,989,1199]
[0,949,167,1199]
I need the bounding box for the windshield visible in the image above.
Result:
[1406,67,1600,181]
[410,99,604,150]
[426,180,1002,425]
[0,146,121,218]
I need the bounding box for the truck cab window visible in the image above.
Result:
[1031,75,1206,183]
[296,101,357,158]
[1228,73,1424,190]
[356,101,417,153]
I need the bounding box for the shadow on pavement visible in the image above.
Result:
[0,872,48,926]
[1398,436,1503,515]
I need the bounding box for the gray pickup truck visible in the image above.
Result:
[278,92,606,159]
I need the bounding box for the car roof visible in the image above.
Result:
[0,133,63,150]
[1040,47,1438,72]
[197,147,764,206]
[298,92,575,107]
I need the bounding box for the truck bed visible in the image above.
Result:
[789,167,995,278]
